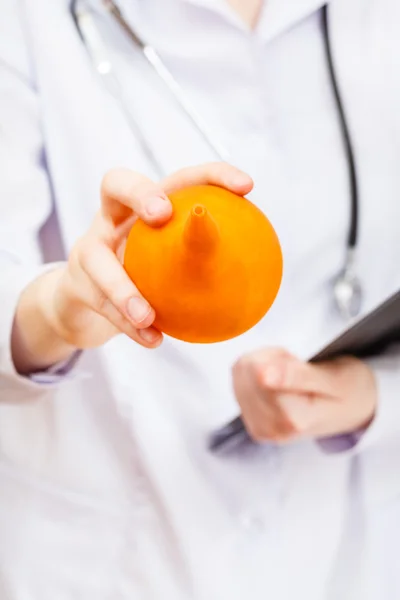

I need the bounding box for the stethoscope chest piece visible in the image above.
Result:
[333,249,362,319]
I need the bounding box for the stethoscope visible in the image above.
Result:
[71,0,363,323]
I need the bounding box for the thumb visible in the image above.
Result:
[101,168,173,228]
[256,354,338,398]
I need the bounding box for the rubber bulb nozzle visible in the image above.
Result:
[183,204,220,254]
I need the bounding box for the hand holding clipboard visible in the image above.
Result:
[209,289,400,453]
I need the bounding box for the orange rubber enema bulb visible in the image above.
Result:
[124,185,283,343]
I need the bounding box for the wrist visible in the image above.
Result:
[37,267,77,343]
[12,267,77,374]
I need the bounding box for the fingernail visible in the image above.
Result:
[127,297,151,323]
[146,196,170,217]
[263,366,282,387]
[231,173,252,187]
[139,328,161,344]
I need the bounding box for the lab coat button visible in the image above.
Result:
[239,513,265,533]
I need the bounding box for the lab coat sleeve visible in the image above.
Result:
[354,347,400,450]
[0,3,82,402]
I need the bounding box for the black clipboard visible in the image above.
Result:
[208,289,400,453]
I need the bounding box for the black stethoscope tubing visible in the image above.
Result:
[321,5,358,251]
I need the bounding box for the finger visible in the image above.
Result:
[97,306,163,349]
[78,238,156,330]
[276,391,361,440]
[101,168,172,227]
[232,357,296,442]
[85,294,163,349]
[63,264,162,349]
[242,401,296,443]
[248,348,338,398]
[90,211,136,254]
[276,392,321,437]
[262,360,338,398]
[161,162,254,196]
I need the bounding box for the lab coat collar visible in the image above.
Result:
[257,0,331,42]
[179,0,330,41]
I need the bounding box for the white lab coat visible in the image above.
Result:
[0,0,400,599]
